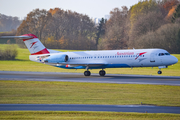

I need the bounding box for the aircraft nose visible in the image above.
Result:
[171,56,178,64]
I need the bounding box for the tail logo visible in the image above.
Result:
[30,41,38,48]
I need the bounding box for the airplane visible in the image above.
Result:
[0,34,178,76]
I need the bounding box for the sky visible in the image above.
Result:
[0,0,139,19]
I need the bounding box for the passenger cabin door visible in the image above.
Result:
[150,53,155,62]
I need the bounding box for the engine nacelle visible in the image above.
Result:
[44,54,68,63]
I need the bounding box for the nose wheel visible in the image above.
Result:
[99,70,106,76]
[84,71,91,76]
[157,70,162,74]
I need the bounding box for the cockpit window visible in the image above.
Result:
[159,53,164,56]
[158,53,170,56]
[165,53,170,55]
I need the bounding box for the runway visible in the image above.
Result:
[0,71,180,86]
[1,104,180,114]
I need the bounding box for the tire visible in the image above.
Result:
[157,71,162,74]
[99,70,106,76]
[84,71,91,76]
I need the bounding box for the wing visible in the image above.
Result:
[57,62,107,69]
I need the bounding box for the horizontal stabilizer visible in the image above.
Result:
[0,36,33,39]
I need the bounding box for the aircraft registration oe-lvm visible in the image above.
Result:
[0,34,178,76]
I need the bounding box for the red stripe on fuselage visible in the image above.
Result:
[31,48,50,55]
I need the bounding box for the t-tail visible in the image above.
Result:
[0,34,50,55]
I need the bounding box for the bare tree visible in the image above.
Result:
[129,11,166,48]
[135,23,180,53]
[99,7,129,50]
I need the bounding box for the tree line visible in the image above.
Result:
[99,0,180,53]
[16,0,180,53]
[0,13,21,32]
[16,8,96,50]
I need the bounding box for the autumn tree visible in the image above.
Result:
[46,8,96,50]
[162,0,179,11]
[172,4,180,23]
[128,0,169,48]
[16,9,52,47]
[45,8,68,48]
[129,0,158,28]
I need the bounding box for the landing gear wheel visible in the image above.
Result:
[99,70,106,76]
[157,71,162,74]
[84,71,91,76]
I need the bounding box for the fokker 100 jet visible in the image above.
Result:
[0,34,178,76]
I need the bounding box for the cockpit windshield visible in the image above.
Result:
[165,53,170,55]
[158,53,170,56]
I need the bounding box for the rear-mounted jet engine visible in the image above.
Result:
[44,54,68,63]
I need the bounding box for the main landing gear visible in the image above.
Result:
[99,70,106,76]
[84,71,91,76]
[84,69,106,76]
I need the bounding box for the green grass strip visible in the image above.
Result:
[0,81,180,106]
[0,111,180,120]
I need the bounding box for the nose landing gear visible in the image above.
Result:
[157,70,162,74]
[157,68,162,74]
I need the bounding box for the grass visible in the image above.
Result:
[0,111,180,120]
[0,44,180,76]
[0,80,180,106]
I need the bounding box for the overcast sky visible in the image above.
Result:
[0,0,139,19]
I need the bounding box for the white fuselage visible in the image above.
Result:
[29,49,178,69]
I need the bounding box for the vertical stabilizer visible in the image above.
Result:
[22,34,50,55]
